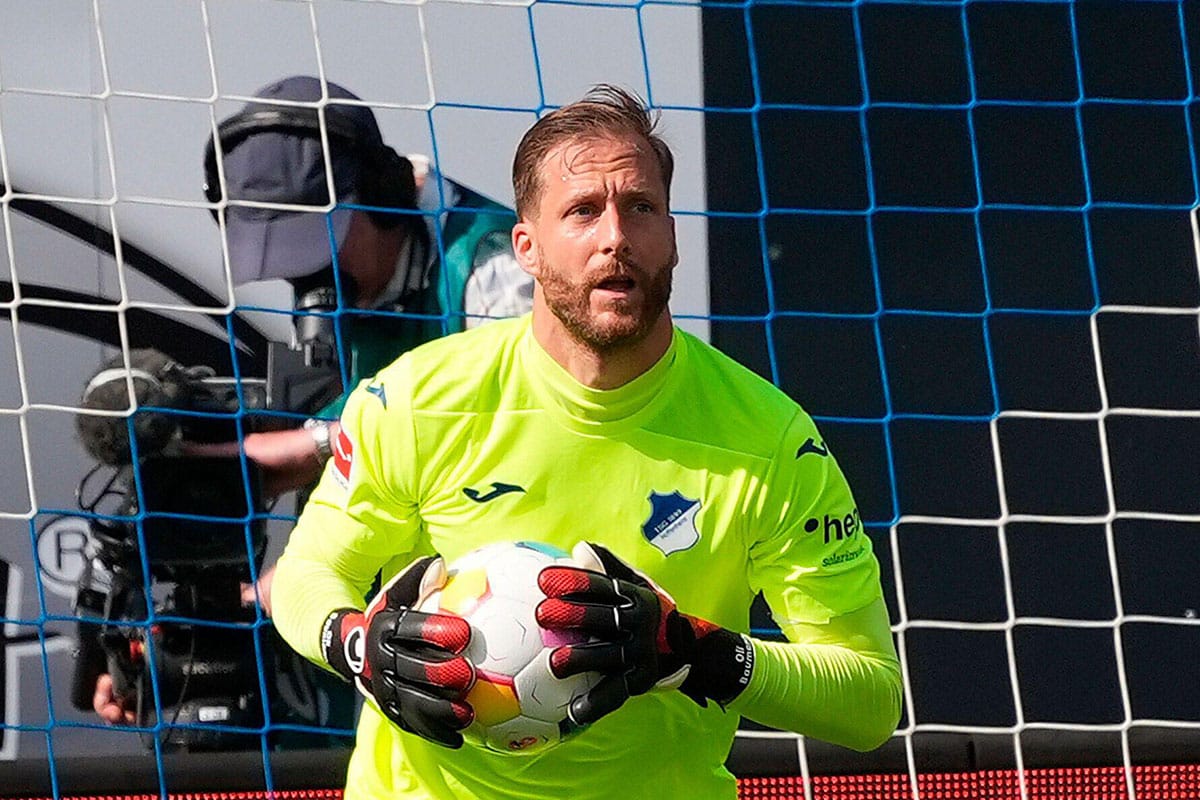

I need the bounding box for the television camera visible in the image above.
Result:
[65,348,314,751]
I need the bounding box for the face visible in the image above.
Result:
[513,134,677,352]
[336,210,404,307]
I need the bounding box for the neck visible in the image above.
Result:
[531,304,674,390]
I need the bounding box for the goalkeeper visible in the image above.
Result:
[271,84,902,799]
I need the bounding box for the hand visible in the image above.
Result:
[322,556,476,748]
[240,565,274,616]
[536,542,756,724]
[93,673,135,725]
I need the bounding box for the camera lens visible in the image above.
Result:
[294,286,339,368]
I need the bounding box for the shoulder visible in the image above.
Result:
[374,316,527,408]
[678,330,799,417]
[404,315,524,367]
[668,330,808,456]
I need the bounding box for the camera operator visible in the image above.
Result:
[194,74,531,496]
[205,72,531,585]
[87,75,531,736]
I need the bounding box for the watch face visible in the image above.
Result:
[307,420,333,459]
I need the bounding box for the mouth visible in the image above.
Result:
[594,275,637,295]
[600,275,638,291]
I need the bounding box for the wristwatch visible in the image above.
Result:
[304,418,334,462]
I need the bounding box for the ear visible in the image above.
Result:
[667,214,679,269]
[511,219,540,278]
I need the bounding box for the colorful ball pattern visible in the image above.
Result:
[418,541,601,755]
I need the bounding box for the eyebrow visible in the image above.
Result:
[559,183,661,205]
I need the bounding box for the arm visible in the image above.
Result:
[735,410,902,750]
[537,409,902,751]
[181,422,340,499]
[729,598,900,751]
[269,369,476,746]
[271,372,422,666]
[270,490,379,665]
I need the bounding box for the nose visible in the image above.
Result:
[598,204,631,257]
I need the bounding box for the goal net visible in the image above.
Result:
[1,1,1198,798]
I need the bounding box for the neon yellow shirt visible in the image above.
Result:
[273,315,900,800]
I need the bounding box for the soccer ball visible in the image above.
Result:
[418,541,602,755]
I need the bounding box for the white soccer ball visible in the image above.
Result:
[417,541,602,755]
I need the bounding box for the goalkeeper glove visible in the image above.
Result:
[321,555,476,748]
[535,542,755,725]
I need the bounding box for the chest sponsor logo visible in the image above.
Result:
[804,507,861,544]
[642,491,701,556]
[462,482,526,503]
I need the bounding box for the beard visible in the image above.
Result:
[536,246,675,352]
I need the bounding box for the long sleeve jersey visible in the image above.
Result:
[273,315,901,800]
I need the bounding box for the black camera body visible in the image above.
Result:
[69,358,274,750]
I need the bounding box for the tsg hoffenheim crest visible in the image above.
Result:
[642,491,701,556]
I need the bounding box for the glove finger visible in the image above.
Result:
[415,556,449,605]
[538,565,624,605]
[380,555,440,607]
[569,541,607,573]
[579,542,640,583]
[547,641,625,679]
[370,609,475,694]
[382,683,473,749]
[577,544,677,609]
[379,649,476,696]
[536,596,622,638]
[567,674,631,725]
[388,608,472,655]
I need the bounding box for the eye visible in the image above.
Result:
[568,204,596,218]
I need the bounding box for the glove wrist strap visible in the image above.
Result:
[679,627,756,708]
[321,607,362,682]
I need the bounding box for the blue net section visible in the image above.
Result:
[3,0,1200,795]
[706,0,1200,737]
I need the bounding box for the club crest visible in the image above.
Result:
[641,491,701,556]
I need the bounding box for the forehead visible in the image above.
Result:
[539,134,664,194]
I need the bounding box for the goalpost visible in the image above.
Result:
[2,1,1199,799]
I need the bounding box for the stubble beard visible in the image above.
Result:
[536,246,674,353]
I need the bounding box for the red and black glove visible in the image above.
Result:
[535,542,755,725]
[321,555,476,748]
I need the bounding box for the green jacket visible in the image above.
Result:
[321,184,517,419]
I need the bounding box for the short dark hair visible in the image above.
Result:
[512,84,674,219]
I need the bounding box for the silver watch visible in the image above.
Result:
[304,418,334,461]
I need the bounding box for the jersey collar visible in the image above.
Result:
[521,320,686,436]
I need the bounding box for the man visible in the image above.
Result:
[92,76,532,726]
[271,85,901,798]
[203,75,532,495]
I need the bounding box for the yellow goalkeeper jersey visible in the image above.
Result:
[272,315,895,800]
